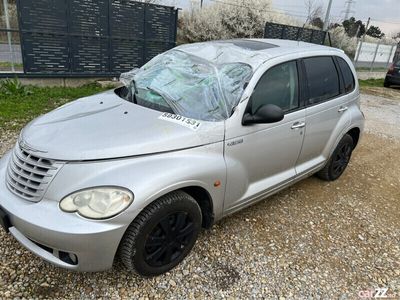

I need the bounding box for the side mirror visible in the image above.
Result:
[242,104,284,125]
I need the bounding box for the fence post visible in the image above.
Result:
[369,41,381,73]
[354,39,362,67]
[386,44,396,68]
[2,0,15,72]
[355,18,370,67]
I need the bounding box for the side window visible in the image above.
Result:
[250,61,299,114]
[337,57,355,93]
[303,56,340,104]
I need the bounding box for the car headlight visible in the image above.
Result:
[59,187,133,219]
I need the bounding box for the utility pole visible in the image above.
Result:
[323,0,334,31]
[200,0,203,8]
[343,0,355,22]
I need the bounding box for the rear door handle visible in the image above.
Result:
[338,106,348,113]
[291,121,306,129]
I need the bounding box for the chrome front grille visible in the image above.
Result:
[6,145,62,202]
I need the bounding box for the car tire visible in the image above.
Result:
[384,79,390,88]
[317,134,354,181]
[119,190,202,276]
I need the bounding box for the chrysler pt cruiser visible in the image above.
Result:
[0,39,364,276]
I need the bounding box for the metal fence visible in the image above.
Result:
[0,0,178,77]
[264,22,329,45]
[263,21,400,73]
[354,41,399,71]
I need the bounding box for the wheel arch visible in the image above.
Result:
[346,127,360,149]
[116,184,215,265]
[181,186,214,229]
[327,124,362,160]
[132,183,216,230]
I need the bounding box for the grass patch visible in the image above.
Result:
[0,61,24,72]
[358,78,385,88]
[0,81,109,131]
[359,79,400,101]
[0,61,24,68]
[356,67,388,72]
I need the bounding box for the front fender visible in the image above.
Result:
[44,142,226,225]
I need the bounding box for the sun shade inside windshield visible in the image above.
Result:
[120,50,253,121]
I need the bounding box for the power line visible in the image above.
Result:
[273,3,312,8]
[207,0,309,18]
[206,0,400,29]
[206,0,349,22]
[274,3,341,10]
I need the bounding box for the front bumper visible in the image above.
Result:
[0,151,129,272]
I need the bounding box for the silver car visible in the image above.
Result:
[0,39,364,276]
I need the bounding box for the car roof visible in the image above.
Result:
[175,38,343,69]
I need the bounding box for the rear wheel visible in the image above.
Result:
[384,79,390,88]
[119,191,202,276]
[317,134,354,181]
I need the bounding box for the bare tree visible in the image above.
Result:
[305,0,323,25]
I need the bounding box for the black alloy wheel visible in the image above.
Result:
[144,212,195,267]
[119,190,202,276]
[331,142,353,178]
[317,134,354,181]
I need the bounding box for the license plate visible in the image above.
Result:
[0,207,10,233]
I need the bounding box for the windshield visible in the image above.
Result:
[120,50,253,121]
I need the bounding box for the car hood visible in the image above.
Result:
[20,90,225,161]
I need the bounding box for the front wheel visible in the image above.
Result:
[119,191,202,276]
[317,134,354,181]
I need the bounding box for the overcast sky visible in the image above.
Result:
[171,0,400,37]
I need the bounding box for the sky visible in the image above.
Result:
[169,0,400,37]
[271,0,400,37]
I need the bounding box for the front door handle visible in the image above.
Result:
[291,121,306,129]
[338,106,348,113]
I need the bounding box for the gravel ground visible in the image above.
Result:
[0,93,399,299]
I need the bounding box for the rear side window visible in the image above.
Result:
[303,56,340,104]
[337,57,355,93]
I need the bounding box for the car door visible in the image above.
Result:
[223,60,306,214]
[295,56,352,175]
